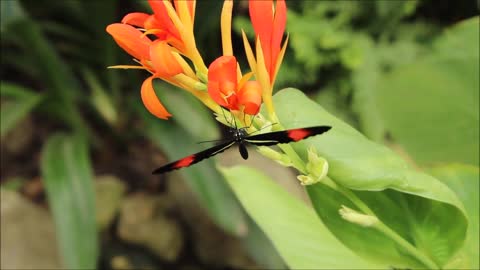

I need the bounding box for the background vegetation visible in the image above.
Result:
[1,0,478,269]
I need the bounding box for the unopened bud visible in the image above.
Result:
[305,146,328,180]
[297,175,318,186]
[339,205,378,227]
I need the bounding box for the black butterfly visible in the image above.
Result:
[152,125,331,174]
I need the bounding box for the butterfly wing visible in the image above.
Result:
[245,126,331,146]
[152,140,235,174]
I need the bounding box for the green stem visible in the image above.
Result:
[335,184,375,216]
[374,222,439,269]
[278,144,306,174]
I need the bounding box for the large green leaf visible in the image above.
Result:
[0,82,42,139]
[272,88,467,268]
[242,217,287,269]
[221,165,384,269]
[40,134,98,269]
[375,17,479,165]
[139,104,247,237]
[427,164,479,269]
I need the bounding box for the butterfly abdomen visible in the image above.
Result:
[239,142,249,160]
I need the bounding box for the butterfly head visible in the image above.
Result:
[230,127,249,142]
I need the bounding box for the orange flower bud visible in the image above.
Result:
[106,24,152,61]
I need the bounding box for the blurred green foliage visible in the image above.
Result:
[1,0,478,269]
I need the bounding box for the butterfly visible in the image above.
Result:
[152,125,331,174]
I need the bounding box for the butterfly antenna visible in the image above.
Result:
[232,110,238,130]
[247,114,257,129]
[220,107,232,128]
[242,110,247,127]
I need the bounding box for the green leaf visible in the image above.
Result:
[242,217,287,269]
[375,17,479,165]
[1,82,42,139]
[40,134,98,269]
[138,104,247,237]
[427,164,480,269]
[221,165,384,269]
[82,69,118,125]
[307,184,463,268]
[273,88,467,268]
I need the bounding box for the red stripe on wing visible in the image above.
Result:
[287,129,311,141]
[152,140,235,174]
[173,155,195,168]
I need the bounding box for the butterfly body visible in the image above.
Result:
[152,125,331,174]
[231,127,249,159]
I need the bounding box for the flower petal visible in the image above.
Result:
[121,12,150,27]
[148,0,182,41]
[249,0,286,79]
[249,0,273,73]
[106,23,152,60]
[271,0,286,68]
[174,0,195,23]
[174,0,194,32]
[221,0,234,56]
[208,55,237,85]
[237,81,262,115]
[144,15,163,30]
[249,0,273,44]
[208,56,238,108]
[150,40,183,78]
[206,80,226,108]
[140,76,172,119]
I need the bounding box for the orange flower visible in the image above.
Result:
[208,56,261,115]
[106,23,183,119]
[249,0,286,82]
[121,0,195,53]
[242,0,288,120]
